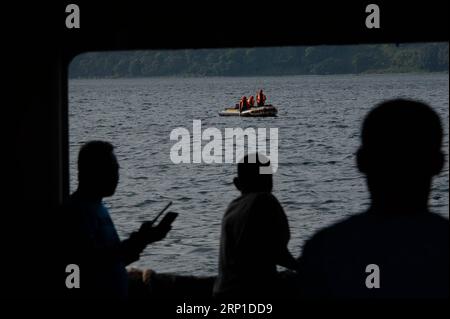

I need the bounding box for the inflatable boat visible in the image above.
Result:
[219,105,278,117]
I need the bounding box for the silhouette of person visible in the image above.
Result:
[213,153,298,299]
[297,99,449,298]
[63,141,171,299]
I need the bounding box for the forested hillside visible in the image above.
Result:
[69,43,448,78]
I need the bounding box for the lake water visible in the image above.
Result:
[69,73,449,276]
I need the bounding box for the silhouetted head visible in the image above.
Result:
[77,141,119,198]
[234,153,273,194]
[357,99,444,212]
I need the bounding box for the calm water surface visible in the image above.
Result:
[69,74,449,275]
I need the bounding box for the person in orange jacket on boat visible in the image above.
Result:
[256,89,267,106]
[239,96,249,112]
[247,96,255,108]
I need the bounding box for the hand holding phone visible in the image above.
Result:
[138,205,178,244]
[156,212,178,230]
[138,201,172,233]
[139,220,172,244]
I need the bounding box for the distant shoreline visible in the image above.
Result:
[69,44,449,79]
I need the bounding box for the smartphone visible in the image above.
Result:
[152,201,172,224]
[157,212,178,228]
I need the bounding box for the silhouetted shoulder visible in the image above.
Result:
[298,211,449,298]
[305,211,448,245]
[225,192,283,216]
[253,192,283,208]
